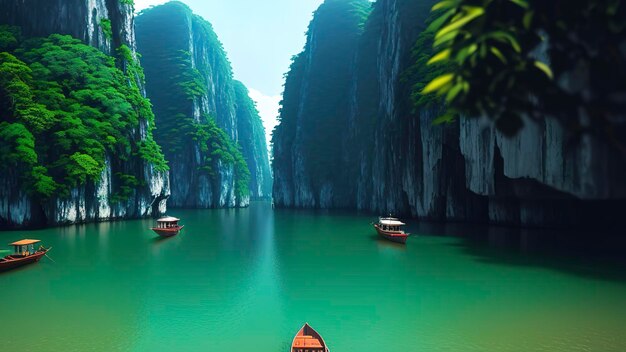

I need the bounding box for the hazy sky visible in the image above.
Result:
[135,0,327,146]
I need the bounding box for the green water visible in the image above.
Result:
[1,201,625,351]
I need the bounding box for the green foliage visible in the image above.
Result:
[163,113,251,197]
[67,152,102,185]
[110,173,139,203]
[175,50,207,99]
[29,166,57,198]
[136,3,250,198]
[422,0,626,146]
[0,122,37,165]
[120,0,134,5]
[0,27,167,200]
[405,11,454,110]
[99,19,112,39]
[0,25,20,51]
[0,122,58,197]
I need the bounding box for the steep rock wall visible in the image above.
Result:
[272,0,371,208]
[0,0,170,229]
[271,0,626,228]
[136,2,271,207]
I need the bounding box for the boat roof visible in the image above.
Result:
[379,218,405,226]
[157,216,180,222]
[10,239,41,246]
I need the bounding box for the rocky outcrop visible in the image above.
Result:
[0,0,131,56]
[136,2,271,207]
[271,0,626,228]
[234,81,273,199]
[0,0,170,229]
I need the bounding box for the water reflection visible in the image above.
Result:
[2,202,626,351]
[411,221,626,282]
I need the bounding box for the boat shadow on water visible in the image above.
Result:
[151,235,180,246]
[368,234,407,251]
[0,264,40,276]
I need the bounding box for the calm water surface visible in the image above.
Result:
[1,201,625,351]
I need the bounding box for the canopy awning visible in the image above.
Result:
[10,239,41,246]
[379,219,405,226]
[157,216,180,222]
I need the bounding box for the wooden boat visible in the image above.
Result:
[373,217,409,244]
[151,216,184,237]
[0,239,50,272]
[291,323,329,352]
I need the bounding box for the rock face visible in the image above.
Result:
[272,0,372,208]
[136,2,272,207]
[272,0,626,228]
[233,81,273,199]
[0,0,170,229]
[0,0,131,56]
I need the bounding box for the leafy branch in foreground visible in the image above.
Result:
[421,0,626,151]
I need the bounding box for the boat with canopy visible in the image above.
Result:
[0,239,50,272]
[373,217,410,244]
[151,216,184,237]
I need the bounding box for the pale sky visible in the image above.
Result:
[134,0,327,148]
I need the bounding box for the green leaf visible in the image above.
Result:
[427,49,451,65]
[457,44,478,62]
[446,83,464,103]
[490,46,507,63]
[433,30,458,47]
[435,6,485,40]
[426,9,455,33]
[489,31,521,53]
[432,112,456,125]
[523,11,534,29]
[508,0,529,9]
[432,0,457,11]
[534,61,553,79]
[422,74,454,94]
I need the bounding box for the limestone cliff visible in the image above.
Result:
[234,81,273,199]
[0,0,170,229]
[136,2,272,207]
[271,0,626,228]
[272,0,371,208]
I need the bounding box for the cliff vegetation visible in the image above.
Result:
[0,25,166,203]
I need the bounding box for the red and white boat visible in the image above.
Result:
[0,239,50,272]
[291,323,329,352]
[373,217,409,244]
[151,216,184,237]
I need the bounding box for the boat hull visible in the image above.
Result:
[291,323,329,352]
[374,224,408,244]
[0,250,48,272]
[151,225,184,237]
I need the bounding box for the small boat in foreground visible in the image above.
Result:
[151,216,184,237]
[0,239,50,272]
[291,323,329,352]
[373,216,409,244]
